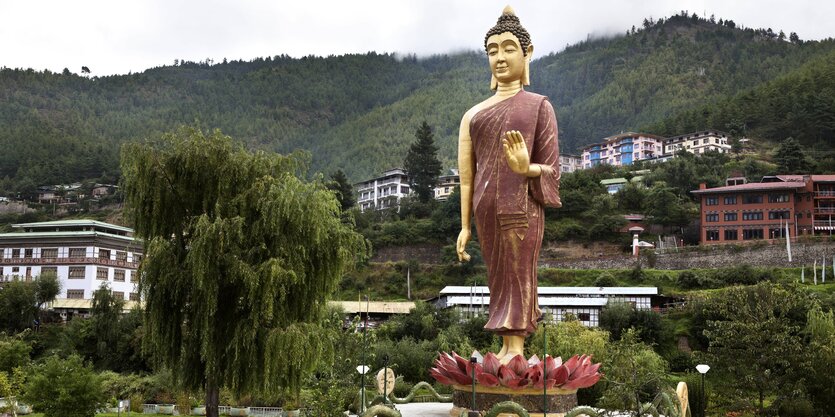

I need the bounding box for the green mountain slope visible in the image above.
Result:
[1,12,834,192]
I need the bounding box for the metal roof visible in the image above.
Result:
[691,181,806,194]
[331,301,416,314]
[50,299,140,311]
[0,230,139,243]
[439,286,658,296]
[444,296,612,307]
[13,220,134,233]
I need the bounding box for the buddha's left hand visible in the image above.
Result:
[502,130,530,175]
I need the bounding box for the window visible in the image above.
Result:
[130,271,138,283]
[69,248,86,258]
[769,228,785,239]
[41,248,58,258]
[724,230,738,240]
[68,266,86,279]
[769,211,790,220]
[116,251,127,262]
[112,291,124,300]
[706,230,719,241]
[96,267,109,280]
[66,289,84,299]
[705,197,719,206]
[724,213,738,221]
[129,292,140,301]
[743,194,763,204]
[133,254,143,264]
[742,212,763,221]
[40,266,58,276]
[743,229,764,240]
[114,269,125,282]
[724,196,737,205]
[24,249,33,258]
[11,249,20,258]
[99,249,111,259]
[577,313,591,321]
[11,267,19,274]
[769,194,790,203]
[705,214,719,222]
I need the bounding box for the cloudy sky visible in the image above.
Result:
[2,0,833,76]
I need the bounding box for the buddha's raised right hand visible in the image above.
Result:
[456,228,472,262]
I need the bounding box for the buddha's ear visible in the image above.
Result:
[491,74,498,91]
[522,44,534,86]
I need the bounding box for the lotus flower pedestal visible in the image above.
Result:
[449,385,577,417]
[431,352,602,417]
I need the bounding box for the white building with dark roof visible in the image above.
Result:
[354,168,411,212]
[0,220,143,319]
[434,286,659,327]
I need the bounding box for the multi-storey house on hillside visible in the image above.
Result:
[581,132,664,168]
[0,220,143,319]
[664,130,732,155]
[355,168,411,212]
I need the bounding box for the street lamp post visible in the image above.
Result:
[359,295,370,413]
[696,364,710,417]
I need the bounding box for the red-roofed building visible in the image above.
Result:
[691,175,835,244]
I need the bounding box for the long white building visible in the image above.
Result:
[0,220,142,319]
[434,286,658,327]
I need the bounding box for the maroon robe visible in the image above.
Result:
[469,90,561,336]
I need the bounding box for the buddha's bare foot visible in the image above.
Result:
[496,336,509,359]
[498,335,526,364]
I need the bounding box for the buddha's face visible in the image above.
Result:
[486,32,530,84]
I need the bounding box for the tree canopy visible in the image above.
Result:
[404,121,443,203]
[120,127,367,417]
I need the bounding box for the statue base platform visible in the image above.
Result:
[449,385,577,417]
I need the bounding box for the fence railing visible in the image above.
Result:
[142,404,285,416]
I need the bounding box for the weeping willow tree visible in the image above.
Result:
[121,127,367,417]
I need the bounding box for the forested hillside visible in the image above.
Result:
[1,11,834,194]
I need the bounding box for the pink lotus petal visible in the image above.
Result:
[476,372,500,387]
[550,364,570,386]
[483,352,501,376]
[544,356,562,375]
[563,355,580,375]
[429,368,456,386]
[533,377,557,389]
[570,360,590,380]
[497,365,516,386]
[505,376,530,389]
[449,370,473,386]
[562,373,601,390]
[586,363,602,376]
[436,357,462,378]
[506,354,528,377]
[453,352,472,376]
[523,365,542,386]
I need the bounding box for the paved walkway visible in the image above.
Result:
[396,402,452,417]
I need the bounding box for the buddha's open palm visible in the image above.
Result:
[502,130,530,175]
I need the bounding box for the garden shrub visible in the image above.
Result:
[23,354,104,417]
[776,397,815,417]
[593,272,618,287]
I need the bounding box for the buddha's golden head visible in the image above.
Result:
[484,5,533,90]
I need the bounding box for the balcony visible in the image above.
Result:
[815,191,835,198]
[0,257,138,269]
[814,207,835,215]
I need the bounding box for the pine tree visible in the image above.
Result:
[120,127,367,417]
[774,137,810,173]
[327,169,355,211]
[404,121,442,203]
